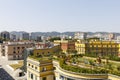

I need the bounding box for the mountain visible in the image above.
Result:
[9,31,120,38]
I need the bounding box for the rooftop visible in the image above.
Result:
[28,55,51,62]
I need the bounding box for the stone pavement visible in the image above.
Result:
[0,57,27,80]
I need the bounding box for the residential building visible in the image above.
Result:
[23,45,61,72]
[35,42,52,49]
[26,54,120,80]
[85,40,119,56]
[1,31,10,40]
[75,40,85,54]
[54,40,75,53]
[33,45,60,57]
[108,33,115,41]
[27,57,54,80]
[74,32,87,39]
[22,32,30,40]
[0,41,34,60]
[36,36,42,42]
[10,34,16,41]
[75,39,120,56]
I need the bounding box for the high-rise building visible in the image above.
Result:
[22,32,30,40]
[10,34,16,41]
[30,32,38,40]
[74,32,87,39]
[36,36,42,42]
[108,33,115,41]
[1,31,10,40]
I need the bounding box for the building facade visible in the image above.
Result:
[27,58,54,80]
[27,57,120,80]
[75,40,85,54]
[26,46,120,80]
[1,31,10,40]
[85,40,119,56]
[75,39,120,56]
[54,40,75,53]
[74,32,87,40]
[22,32,30,40]
[0,41,34,60]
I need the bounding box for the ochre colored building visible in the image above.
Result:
[27,57,54,80]
[86,40,119,56]
[33,45,60,57]
[54,40,75,53]
[75,39,120,56]
[75,40,86,54]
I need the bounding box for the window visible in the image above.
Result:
[43,77,46,80]
[31,74,33,79]
[32,65,34,68]
[54,76,56,80]
[22,47,24,49]
[37,53,39,56]
[42,67,46,72]
[35,67,37,70]
[13,47,16,49]
[13,51,16,54]
[17,47,20,49]
[42,52,44,55]
[18,55,20,59]
[28,64,30,66]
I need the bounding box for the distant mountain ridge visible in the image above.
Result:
[9,31,120,37]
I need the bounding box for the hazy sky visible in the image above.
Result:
[0,0,120,32]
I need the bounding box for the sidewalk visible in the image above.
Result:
[0,57,27,80]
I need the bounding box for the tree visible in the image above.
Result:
[49,37,61,42]
[117,66,120,71]
[67,49,77,54]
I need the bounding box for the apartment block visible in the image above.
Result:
[75,40,85,54]
[75,39,120,56]
[27,57,54,80]
[0,41,34,60]
[54,40,75,53]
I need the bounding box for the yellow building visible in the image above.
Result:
[118,44,120,57]
[27,57,54,80]
[75,39,120,56]
[33,45,61,57]
[86,40,119,56]
[75,40,85,54]
[26,40,120,80]
[27,57,120,80]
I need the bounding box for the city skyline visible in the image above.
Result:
[0,0,120,32]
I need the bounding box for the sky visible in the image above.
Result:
[0,0,120,32]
